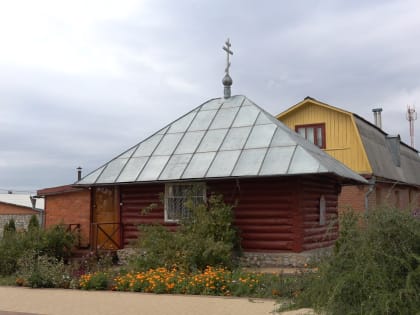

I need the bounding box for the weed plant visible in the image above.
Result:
[17,251,70,288]
[288,206,420,315]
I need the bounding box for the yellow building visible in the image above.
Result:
[277,96,420,212]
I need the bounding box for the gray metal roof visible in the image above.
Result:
[355,116,420,186]
[77,95,366,185]
[0,194,44,211]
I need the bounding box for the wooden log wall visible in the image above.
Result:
[299,176,339,251]
[120,183,166,247]
[208,178,298,252]
[119,175,340,252]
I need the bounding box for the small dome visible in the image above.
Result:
[222,73,233,86]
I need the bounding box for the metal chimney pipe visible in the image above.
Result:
[372,108,383,129]
[77,166,82,181]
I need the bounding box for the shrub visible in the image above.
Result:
[290,206,420,315]
[3,218,16,237]
[0,224,76,276]
[130,193,240,271]
[28,215,40,231]
[0,233,23,276]
[38,225,75,261]
[17,250,69,288]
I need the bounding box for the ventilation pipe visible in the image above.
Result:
[372,108,383,129]
[77,166,82,181]
[30,196,36,209]
[365,176,376,212]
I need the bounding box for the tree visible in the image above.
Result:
[28,215,40,231]
[3,218,16,237]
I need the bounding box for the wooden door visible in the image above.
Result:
[92,187,120,250]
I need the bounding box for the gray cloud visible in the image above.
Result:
[0,0,419,192]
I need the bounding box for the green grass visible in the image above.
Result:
[0,275,17,286]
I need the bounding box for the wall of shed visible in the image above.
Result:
[120,176,340,253]
[279,102,372,174]
[44,189,91,247]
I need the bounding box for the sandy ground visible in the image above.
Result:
[0,287,277,315]
[0,287,315,315]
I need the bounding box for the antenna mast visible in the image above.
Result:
[406,105,417,148]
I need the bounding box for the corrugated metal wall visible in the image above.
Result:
[119,176,339,252]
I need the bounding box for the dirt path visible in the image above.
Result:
[0,287,278,315]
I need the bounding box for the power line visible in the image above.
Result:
[0,188,37,195]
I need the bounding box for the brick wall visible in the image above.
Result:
[0,214,40,236]
[338,185,371,213]
[0,203,39,215]
[338,182,419,213]
[0,203,40,237]
[45,189,91,247]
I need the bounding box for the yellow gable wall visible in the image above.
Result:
[278,101,372,174]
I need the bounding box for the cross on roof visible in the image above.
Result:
[223,38,233,75]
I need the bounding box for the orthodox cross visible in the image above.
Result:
[223,38,233,75]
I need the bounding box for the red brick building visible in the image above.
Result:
[0,194,43,235]
[37,185,91,247]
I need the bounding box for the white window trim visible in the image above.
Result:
[164,182,206,223]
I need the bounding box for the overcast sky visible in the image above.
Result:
[1,0,419,193]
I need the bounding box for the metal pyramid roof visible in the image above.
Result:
[77,95,366,185]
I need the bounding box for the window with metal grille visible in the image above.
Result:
[164,183,206,222]
[296,123,326,149]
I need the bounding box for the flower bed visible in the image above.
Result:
[80,266,266,296]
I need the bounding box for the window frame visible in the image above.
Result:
[295,123,326,149]
[164,182,206,223]
[319,194,326,225]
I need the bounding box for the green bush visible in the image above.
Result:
[290,206,420,315]
[38,225,75,261]
[3,218,16,237]
[0,224,76,276]
[0,233,23,276]
[130,193,240,271]
[28,215,40,231]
